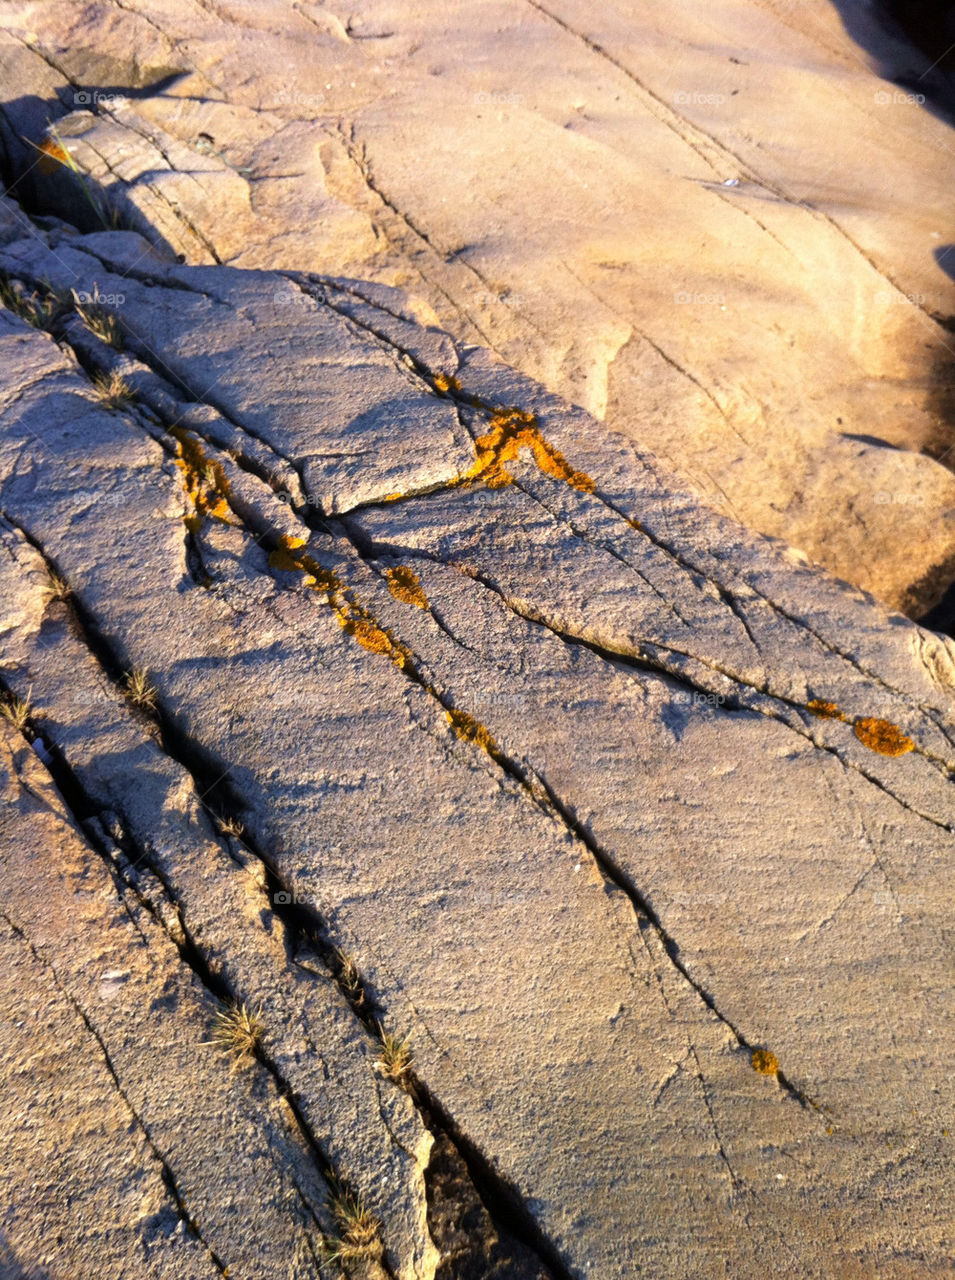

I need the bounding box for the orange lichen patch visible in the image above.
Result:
[446,707,501,758]
[265,539,411,669]
[170,427,233,532]
[807,699,845,721]
[752,1048,779,1076]
[269,544,308,573]
[385,565,429,609]
[853,717,915,757]
[338,606,411,669]
[433,372,462,395]
[465,408,595,493]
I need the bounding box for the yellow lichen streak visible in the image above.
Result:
[385,566,429,609]
[465,408,595,493]
[807,700,845,721]
[170,426,233,532]
[446,707,501,758]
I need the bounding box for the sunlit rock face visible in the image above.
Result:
[0,192,954,1276]
[3,1,955,620]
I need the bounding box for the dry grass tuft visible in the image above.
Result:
[123,667,157,711]
[375,1024,413,1086]
[46,569,71,601]
[334,948,365,1007]
[74,296,123,349]
[325,1187,380,1263]
[0,275,70,330]
[0,692,33,731]
[203,1001,263,1067]
[218,815,245,837]
[92,369,135,408]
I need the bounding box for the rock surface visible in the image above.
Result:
[0,195,953,1276]
[3,0,955,616]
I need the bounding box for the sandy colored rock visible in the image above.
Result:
[3,0,955,613]
[0,208,952,1274]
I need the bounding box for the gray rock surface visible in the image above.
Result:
[0,200,953,1276]
[2,0,955,614]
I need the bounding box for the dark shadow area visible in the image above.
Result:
[838,431,900,450]
[0,83,184,260]
[829,0,955,123]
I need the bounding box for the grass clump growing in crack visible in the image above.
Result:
[0,274,70,330]
[73,295,123,349]
[218,815,244,838]
[325,1186,380,1264]
[123,667,157,712]
[0,692,33,731]
[203,1001,263,1067]
[92,370,135,409]
[334,948,365,1008]
[375,1023,413,1087]
[46,569,71,601]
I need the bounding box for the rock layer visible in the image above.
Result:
[3,0,955,615]
[0,200,952,1276]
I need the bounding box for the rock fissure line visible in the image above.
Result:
[0,663,347,1271]
[0,910,232,1278]
[2,515,561,1280]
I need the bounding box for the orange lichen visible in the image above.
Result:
[807,699,845,721]
[385,565,429,609]
[446,707,501,757]
[170,427,233,532]
[338,606,411,668]
[752,1048,779,1076]
[853,717,915,757]
[465,408,595,493]
[433,372,462,394]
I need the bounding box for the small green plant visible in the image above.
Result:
[375,1024,413,1086]
[123,667,157,711]
[0,692,33,731]
[74,294,123,349]
[325,1186,380,1263]
[203,1001,263,1067]
[92,370,135,409]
